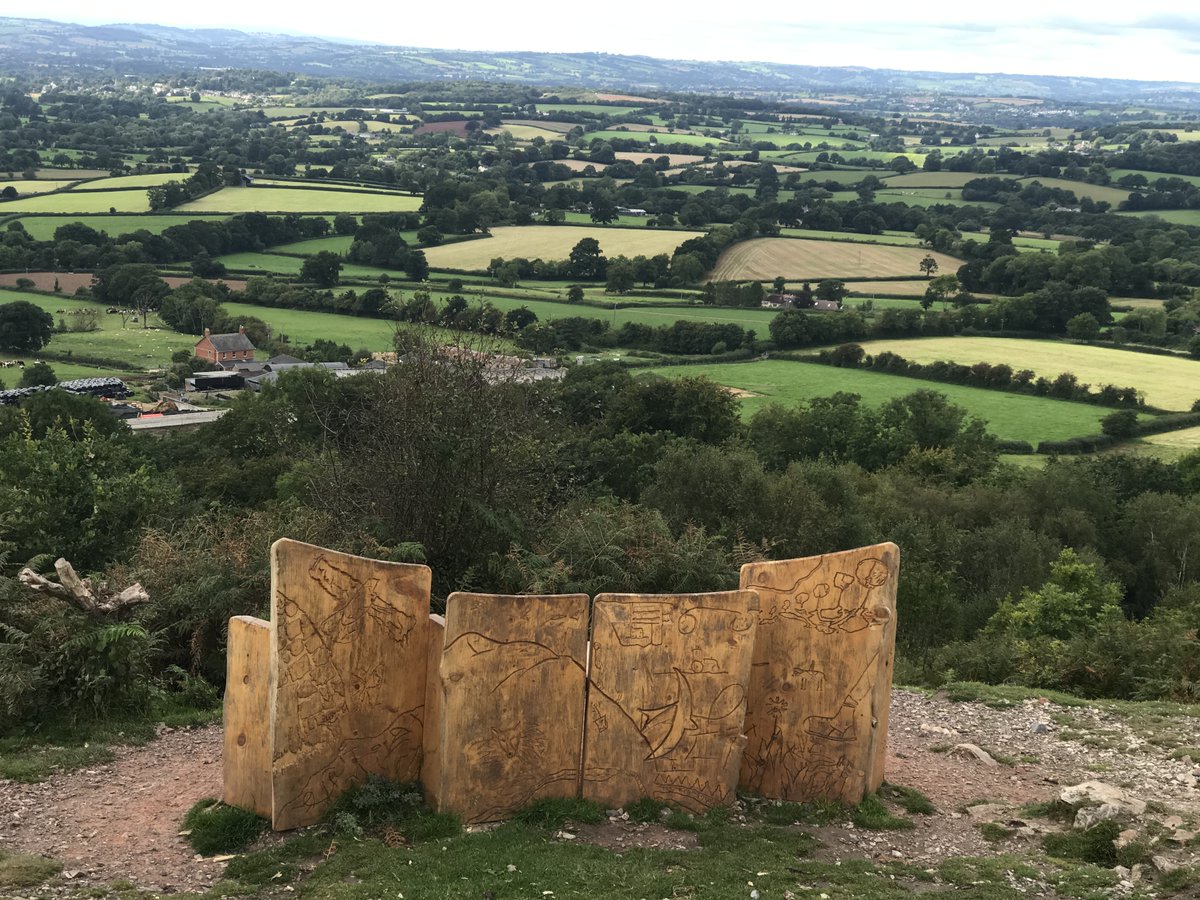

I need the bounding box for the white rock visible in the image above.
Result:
[1074,803,1125,830]
[1151,854,1179,875]
[951,743,998,767]
[1059,781,1147,816]
[920,723,954,737]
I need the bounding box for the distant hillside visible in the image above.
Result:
[3,15,1200,105]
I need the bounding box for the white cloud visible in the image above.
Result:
[26,0,1200,83]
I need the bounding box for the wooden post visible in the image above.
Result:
[269,539,432,830]
[738,543,899,804]
[582,590,759,812]
[425,593,590,823]
[223,615,271,818]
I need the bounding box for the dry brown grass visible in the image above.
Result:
[709,238,961,281]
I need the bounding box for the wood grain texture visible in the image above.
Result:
[428,593,590,823]
[738,543,899,804]
[269,539,432,830]
[420,613,445,809]
[583,590,759,812]
[223,615,272,818]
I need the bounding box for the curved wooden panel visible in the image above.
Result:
[738,543,899,804]
[428,593,590,823]
[583,590,759,812]
[269,539,432,830]
[223,615,272,818]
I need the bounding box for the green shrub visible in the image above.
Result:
[1042,821,1120,866]
[183,799,267,855]
[851,794,913,830]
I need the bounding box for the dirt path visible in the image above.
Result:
[0,726,225,892]
[1,690,1197,891]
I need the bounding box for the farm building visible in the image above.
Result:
[195,327,256,370]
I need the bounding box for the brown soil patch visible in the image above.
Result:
[413,120,470,137]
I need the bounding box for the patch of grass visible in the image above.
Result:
[853,794,914,830]
[1042,821,1120,866]
[881,782,936,815]
[0,850,62,888]
[938,854,1040,889]
[980,822,1015,842]
[512,796,605,829]
[1159,865,1200,893]
[749,797,844,826]
[322,775,462,842]
[1021,799,1081,823]
[0,741,115,782]
[183,799,267,855]
[1169,746,1200,760]
[1047,862,1122,898]
[623,796,670,823]
[222,831,328,886]
[1019,754,1042,764]
[942,681,1090,708]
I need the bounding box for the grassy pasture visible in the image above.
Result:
[11,215,230,240]
[787,169,871,185]
[882,172,1018,188]
[0,191,152,213]
[1108,168,1200,188]
[0,179,79,195]
[534,104,642,116]
[587,130,729,148]
[1143,426,1200,453]
[69,173,189,191]
[176,187,422,214]
[857,336,1200,411]
[646,359,1115,444]
[29,168,111,180]
[422,226,703,271]
[0,292,192,370]
[1119,209,1200,226]
[270,235,358,255]
[709,238,961,281]
[872,190,997,209]
[1018,177,1133,205]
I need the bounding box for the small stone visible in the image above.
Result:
[966,803,1012,822]
[1030,722,1050,734]
[1113,865,1130,879]
[1151,855,1180,875]
[1115,828,1139,848]
[506,864,517,872]
[1059,781,1146,816]
[554,831,576,840]
[1130,864,1149,884]
[951,743,998,767]
[920,723,954,737]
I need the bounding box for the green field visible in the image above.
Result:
[586,130,729,148]
[882,172,1021,188]
[647,359,1117,444]
[70,173,190,191]
[0,291,191,372]
[0,190,152,213]
[271,235,358,255]
[1108,168,1200,188]
[11,214,231,240]
[0,179,79,195]
[1120,208,1200,226]
[872,190,998,209]
[176,187,422,214]
[1017,177,1133,205]
[857,336,1200,411]
[785,169,870,184]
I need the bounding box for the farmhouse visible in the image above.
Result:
[762,292,798,309]
[195,326,256,370]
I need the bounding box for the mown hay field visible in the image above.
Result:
[646,359,1119,444]
[422,226,703,271]
[1,179,79,195]
[709,238,961,281]
[176,187,422,214]
[858,336,1200,411]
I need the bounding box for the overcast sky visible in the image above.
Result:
[26,1,1200,83]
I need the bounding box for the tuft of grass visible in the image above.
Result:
[881,782,935,815]
[942,681,1088,708]
[0,850,62,888]
[623,796,670,823]
[512,796,605,829]
[182,798,267,856]
[1160,865,1200,893]
[979,822,1015,842]
[852,794,913,830]
[1021,799,1080,823]
[938,854,1040,888]
[1169,746,1200,760]
[1042,821,1120,866]
[223,832,328,886]
[749,797,844,826]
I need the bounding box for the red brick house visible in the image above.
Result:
[195,326,256,370]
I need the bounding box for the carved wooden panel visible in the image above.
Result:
[428,593,590,823]
[420,613,445,808]
[738,543,899,804]
[583,590,759,812]
[269,539,432,830]
[223,615,272,818]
